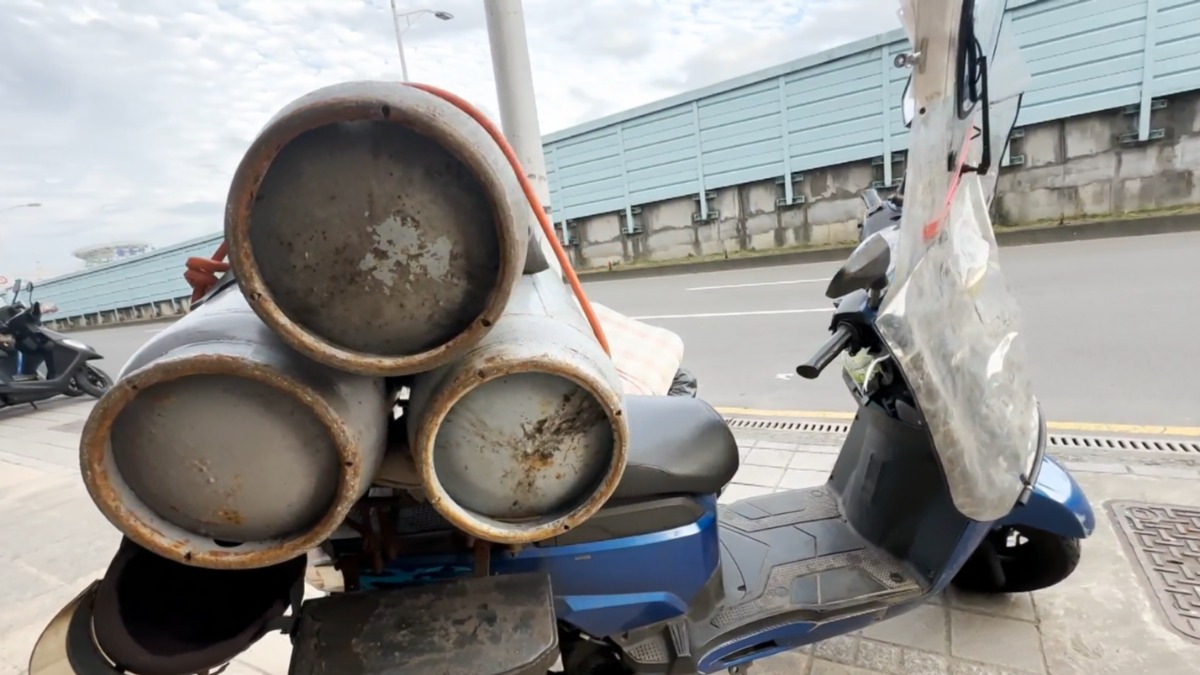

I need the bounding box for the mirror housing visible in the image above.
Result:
[826,231,893,300]
[901,76,915,128]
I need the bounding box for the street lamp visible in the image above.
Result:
[388,3,454,81]
[0,202,40,215]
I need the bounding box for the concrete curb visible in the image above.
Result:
[576,212,1200,281]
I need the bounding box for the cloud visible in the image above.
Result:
[0,0,897,281]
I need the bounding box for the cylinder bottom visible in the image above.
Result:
[108,373,340,544]
[432,371,614,521]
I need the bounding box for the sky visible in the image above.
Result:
[0,0,901,282]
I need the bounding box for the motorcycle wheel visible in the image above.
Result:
[952,526,1081,594]
[76,365,113,398]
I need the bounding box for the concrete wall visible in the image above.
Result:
[561,89,1200,270]
[995,90,1200,224]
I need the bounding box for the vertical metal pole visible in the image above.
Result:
[777,76,794,205]
[879,47,894,187]
[1137,0,1158,142]
[691,101,708,221]
[389,0,410,82]
[484,0,562,275]
[615,126,635,234]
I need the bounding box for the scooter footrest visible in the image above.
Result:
[289,573,560,675]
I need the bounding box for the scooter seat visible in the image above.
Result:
[612,395,740,500]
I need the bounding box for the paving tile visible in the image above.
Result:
[862,604,948,653]
[810,659,878,674]
[755,440,800,451]
[949,609,1045,673]
[719,483,774,504]
[732,464,784,488]
[745,447,794,468]
[732,434,758,449]
[777,468,829,489]
[946,587,1037,623]
[904,649,952,674]
[1059,460,1129,475]
[798,442,842,455]
[789,451,837,471]
[948,660,1037,675]
[812,634,859,665]
[1126,464,1200,479]
[855,638,905,673]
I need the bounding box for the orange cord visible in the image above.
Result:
[183,84,611,356]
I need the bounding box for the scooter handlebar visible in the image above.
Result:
[797,324,854,380]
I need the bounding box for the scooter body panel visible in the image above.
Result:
[995,455,1096,540]
[351,496,722,639]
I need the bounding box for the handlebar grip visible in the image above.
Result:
[796,325,854,380]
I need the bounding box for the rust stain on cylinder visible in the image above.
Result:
[224,81,530,377]
[409,348,629,546]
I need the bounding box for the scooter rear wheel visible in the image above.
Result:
[953,526,1081,594]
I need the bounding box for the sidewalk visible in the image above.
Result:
[1,401,1197,675]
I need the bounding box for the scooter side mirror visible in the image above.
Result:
[826,232,892,300]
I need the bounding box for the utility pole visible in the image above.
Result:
[388,2,454,82]
[483,0,562,275]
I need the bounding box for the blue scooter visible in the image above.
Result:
[306,237,1094,675]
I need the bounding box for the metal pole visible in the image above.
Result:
[390,0,411,81]
[484,0,562,275]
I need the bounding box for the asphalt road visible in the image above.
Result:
[71,232,1200,428]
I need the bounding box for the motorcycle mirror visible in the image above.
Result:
[901,76,915,128]
[25,282,34,302]
[826,232,892,300]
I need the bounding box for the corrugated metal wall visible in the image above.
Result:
[34,0,1200,320]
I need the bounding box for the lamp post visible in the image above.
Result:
[484,0,560,275]
[388,2,453,81]
[0,202,40,215]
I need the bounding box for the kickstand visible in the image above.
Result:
[29,401,38,410]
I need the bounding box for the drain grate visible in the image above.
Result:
[1108,501,1200,643]
[724,417,1200,454]
[725,418,852,435]
[1048,433,1200,454]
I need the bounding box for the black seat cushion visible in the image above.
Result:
[613,395,740,500]
[92,537,304,675]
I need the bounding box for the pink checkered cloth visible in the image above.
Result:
[590,302,684,396]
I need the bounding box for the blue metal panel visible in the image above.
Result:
[1012,0,1149,125]
[36,0,1200,317]
[697,79,784,190]
[37,233,224,318]
[1152,0,1200,96]
[620,104,700,206]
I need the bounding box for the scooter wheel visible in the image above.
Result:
[953,526,1082,595]
[76,365,113,398]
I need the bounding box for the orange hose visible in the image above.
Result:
[408,83,610,355]
[183,83,611,355]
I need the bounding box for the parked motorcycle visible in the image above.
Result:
[0,279,112,407]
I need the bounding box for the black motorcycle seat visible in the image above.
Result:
[612,395,740,500]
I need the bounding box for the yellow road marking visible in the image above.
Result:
[714,407,1200,438]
